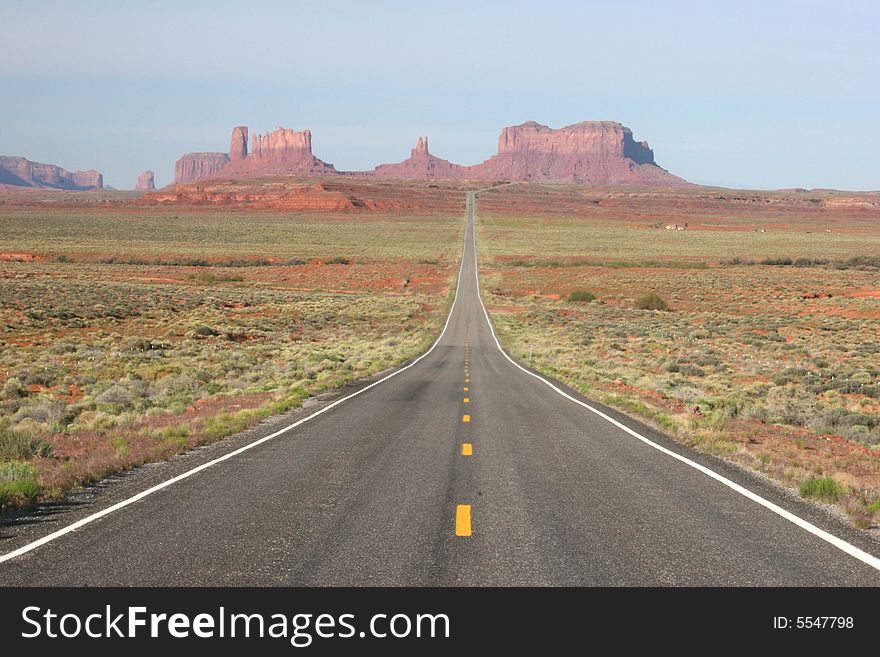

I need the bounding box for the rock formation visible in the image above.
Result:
[174,152,230,184]
[230,126,248,162]
[143,179,467,212]
[224,127,337,178]
[75,171,102,188]
[464,121,684,185]
[174,127,336,184]
[0,156,103,190]
[171,120,688,186]
[371,136,467,179]
[135,170,156,192]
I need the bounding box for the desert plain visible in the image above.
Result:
[1,178,879,530]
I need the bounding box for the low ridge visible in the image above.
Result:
[0,156,103,190]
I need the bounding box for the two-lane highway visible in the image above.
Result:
[1,190,879,585]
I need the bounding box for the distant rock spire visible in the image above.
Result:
[413,136,429,157]
[230,126,248,161]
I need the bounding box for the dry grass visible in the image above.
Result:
[477,184,880,527]
[0,192,462,509]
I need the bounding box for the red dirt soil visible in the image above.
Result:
[0,252,45,261]
[142,179,472,213]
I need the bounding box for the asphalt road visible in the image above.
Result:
[2,190,879,585]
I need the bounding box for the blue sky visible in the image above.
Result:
[1,0,877,189]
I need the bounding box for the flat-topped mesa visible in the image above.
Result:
[467,120,683,185]
[250,128,311,160]
[174,152,229,185]
[174,126,335,183]
[225,127,336,177]
[0,155,103,189]
[70,170,103,189]
[372,136,467,180]
[495,121,653,162]
[135,170,156,192]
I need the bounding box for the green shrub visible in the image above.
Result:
[773,368,811,386]
[568,290,596,303]
[0,478,41,509]
[0,425,54,459]
[0,461,41,509]
[161,425,190,440]
[800,476,844,502]
[23,369,57,387]
[679,364,706,377]
[634,293,670,311]
[325,257,350,265]
[187,272,243,284]
[0,460,38,483]
[194,325,220,337]
[203,413,246,440]
[108,436,130,458]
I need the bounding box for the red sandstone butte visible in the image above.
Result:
[0,155,103,190]
[174,127,336,184]
[372,136,467,179]
[465,121,686,185]
[135,170,156,192]
[174,152,230,185]
[172,120,688,186]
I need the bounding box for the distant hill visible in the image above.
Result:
[0,155,103,190]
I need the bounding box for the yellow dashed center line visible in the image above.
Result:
[455,330,475,536]
[455,504,472,536]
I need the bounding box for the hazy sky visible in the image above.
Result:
[1,0,877,189]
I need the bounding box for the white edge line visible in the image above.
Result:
[468,191,880,573]
[0,202,473,565]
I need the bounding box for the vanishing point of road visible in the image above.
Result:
[2,190,879,585]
